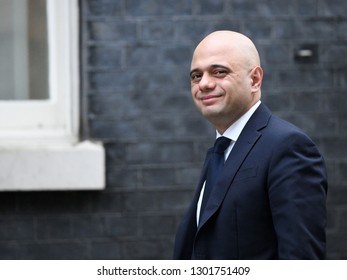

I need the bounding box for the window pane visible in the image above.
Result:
[0,0,48,100]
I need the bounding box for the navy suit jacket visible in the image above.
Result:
[173,103,328,259]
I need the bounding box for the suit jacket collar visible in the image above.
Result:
[197,103,272,228]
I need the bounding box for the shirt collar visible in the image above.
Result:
[216,100,261,141]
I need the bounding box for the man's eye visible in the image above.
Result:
[214,69,227,76]
[190,73,202,82]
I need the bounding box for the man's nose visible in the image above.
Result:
[198,74,216,91]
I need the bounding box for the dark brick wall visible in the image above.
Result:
[0,0,346,259]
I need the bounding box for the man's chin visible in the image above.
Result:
[200,106,221,117]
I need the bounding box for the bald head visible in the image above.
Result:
[193,30,261,70]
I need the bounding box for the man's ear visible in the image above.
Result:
[251,66,263,91]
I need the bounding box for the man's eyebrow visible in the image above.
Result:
[190,64,230,76]
[189,68,199,76]
[210,64,230,70]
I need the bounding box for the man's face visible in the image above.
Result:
[190,41,257,133]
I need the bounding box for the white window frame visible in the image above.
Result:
[0,0,105,191]
[0,0,78,144]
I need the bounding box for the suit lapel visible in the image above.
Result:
[198,103,272,229]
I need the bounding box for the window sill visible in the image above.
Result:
[0,140,105,191]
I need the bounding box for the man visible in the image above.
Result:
[173,30,328,259]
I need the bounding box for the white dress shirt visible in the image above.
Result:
[196,100,261,225]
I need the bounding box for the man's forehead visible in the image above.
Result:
[194,40,234,56]
[191,43,254,72]
[190,49,242,71]
[192,41,239,62]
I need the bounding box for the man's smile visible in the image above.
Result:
[200,93,223,105]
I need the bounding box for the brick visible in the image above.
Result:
[175,20,239,44]
[176,166,202,186]
[262,43,292,65]
[171,115,213,139]
[126,0,193,16]
[335,161,347,183]
[327,232,347,253]
[90,193,125,213]
[320,45,347,66]
[88,21,137,41]
[88,46,123,69]
[15,192,91,215]
[318,0,347,17]
[244,21,273,40]
[126,142,194,164]
[326,207,338,231]
[281,113,338,138]
[321,91,347,113]
[142,167,176,188]
[104,216,138,237]
[296,0,318,16]
[338,114,347,136]
[36,217,72,239]
[20,241,89,259]
[195,0,224,15]
[159,190,195,212]
[72,215,105,238]
[327,188,347,205]
[164,45,193,66]
[104,143,127,165]
[126,45,191,67]
[122,191,163,212]
[89,119,144,140]
[0,193,16,214]
[0,218,35,240]
[106,166,140,189]
[88,71,132,92]
[337,207,347,230]
[90,241,121,259]
[89,89,193,121]
[277,69,333,89]
[0,242,19,259]
[273,19,335,41]
[86,0,124,17]
[232,0,292,17]
[315,139,347,159]
[89,68,175,92]
[335,66,347,88]
[337,21,347,40]
[122,190,195,213]
[290,91,323,112]
[141,215,176,236]
[326,251,347,260]
[89,93,143,119]
[122,238,173,259]
[141,21,176,41]
[262,94,293,113]
[194,140,215,162]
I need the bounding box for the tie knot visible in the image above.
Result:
[214,137,231,154]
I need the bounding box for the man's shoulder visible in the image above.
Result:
[265,114,317,149]
[255,103,313,143]
[256,103,302,130]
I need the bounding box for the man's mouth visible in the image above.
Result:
[201,94,220,100]
[200,94,223,104]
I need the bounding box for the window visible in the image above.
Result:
[0,0,105,191]
[0,0,48,101]
[0,0,76,143]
